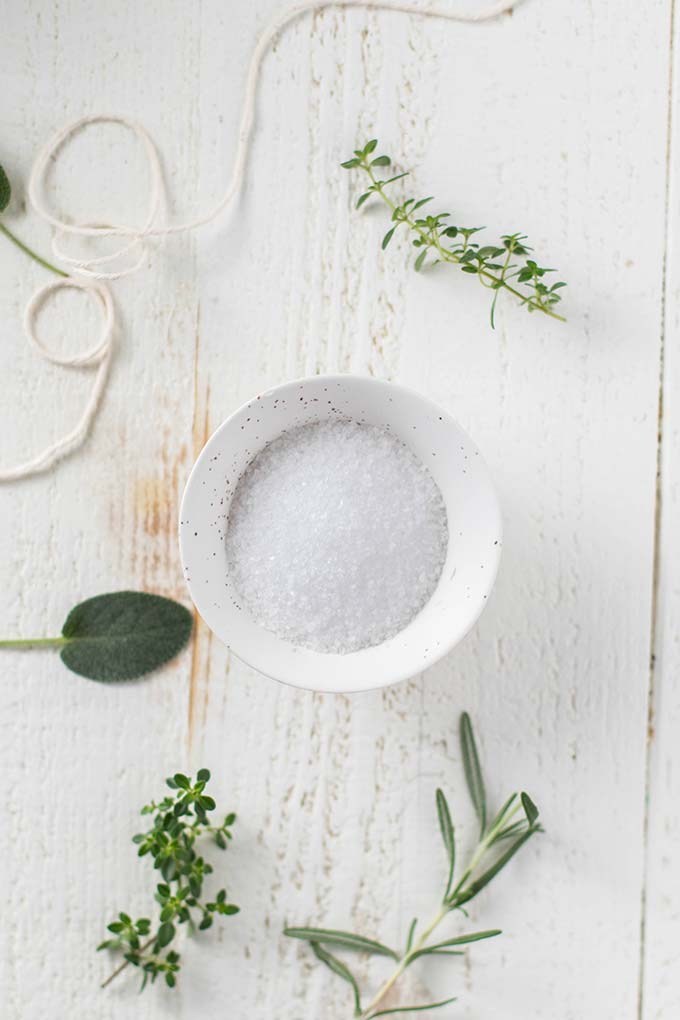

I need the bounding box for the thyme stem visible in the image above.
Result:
[101,936,156,989]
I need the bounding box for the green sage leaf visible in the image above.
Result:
[459,712,486,834]
[59,591,193,682]
[284,927,399,960]
[0,164,11,212]
[435,788,455,899]
[311,941,362,1016]
[368,996,457,1018]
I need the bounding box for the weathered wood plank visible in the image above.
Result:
[640,4,680,1015]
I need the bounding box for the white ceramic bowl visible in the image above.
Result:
[179,375,501,693]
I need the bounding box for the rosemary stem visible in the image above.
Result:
[359,906,449,1020]
[0,222,68,277]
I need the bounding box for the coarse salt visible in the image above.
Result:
[225,420,448,653]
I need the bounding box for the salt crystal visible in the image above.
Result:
[225,420,448,653]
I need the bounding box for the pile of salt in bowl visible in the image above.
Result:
[224,419,449,654]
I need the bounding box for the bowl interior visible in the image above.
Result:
[179,375,502,692]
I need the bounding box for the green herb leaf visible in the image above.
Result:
[368,997,457,1018]
[284,927,398,960]
[311,941,362,1016]
[59,591,193,682]
[405,918,418,953]
[435,789,455,899]
[459,713,487,835]
[408,947,464,961]
[156,922,175,949]
[371,155,391,167]
[456,830,536,906]
[521,792,539,827]
[382,227,396,250]
[0,164,10,212]
[414,250,427,272]
[409,929,500,963]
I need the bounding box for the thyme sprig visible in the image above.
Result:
[285,713,542,1018]
[342,140,566,328]
[98,769,239,991]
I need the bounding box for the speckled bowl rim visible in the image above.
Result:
[179,374,502,693]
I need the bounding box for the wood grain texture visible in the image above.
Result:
[640,2,680,1016]
[0,1,677,1018]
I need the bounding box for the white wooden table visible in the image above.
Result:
[1,1,678,1017]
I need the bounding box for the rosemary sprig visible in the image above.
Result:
[98,769,239,991]
[285,712,542,1018]
[341,140,566,328]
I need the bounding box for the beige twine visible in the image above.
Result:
[1,0,520,482]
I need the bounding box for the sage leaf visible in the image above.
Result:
[368,996,457,1018]
[284,927,399,960]
[311,942,362,1016]
[435,788,455,899]
[59,591,193,682]
[459,712,487,835]
[0,164,10,212]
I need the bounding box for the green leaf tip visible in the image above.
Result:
[521,791,539,827]
[311,941,362,1016]
[368,997,457,1018]
[59,590,193,682]
[459,712,487,835]
[0,164,10,212]
[283,927,399,959]
[435,788,455,899]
